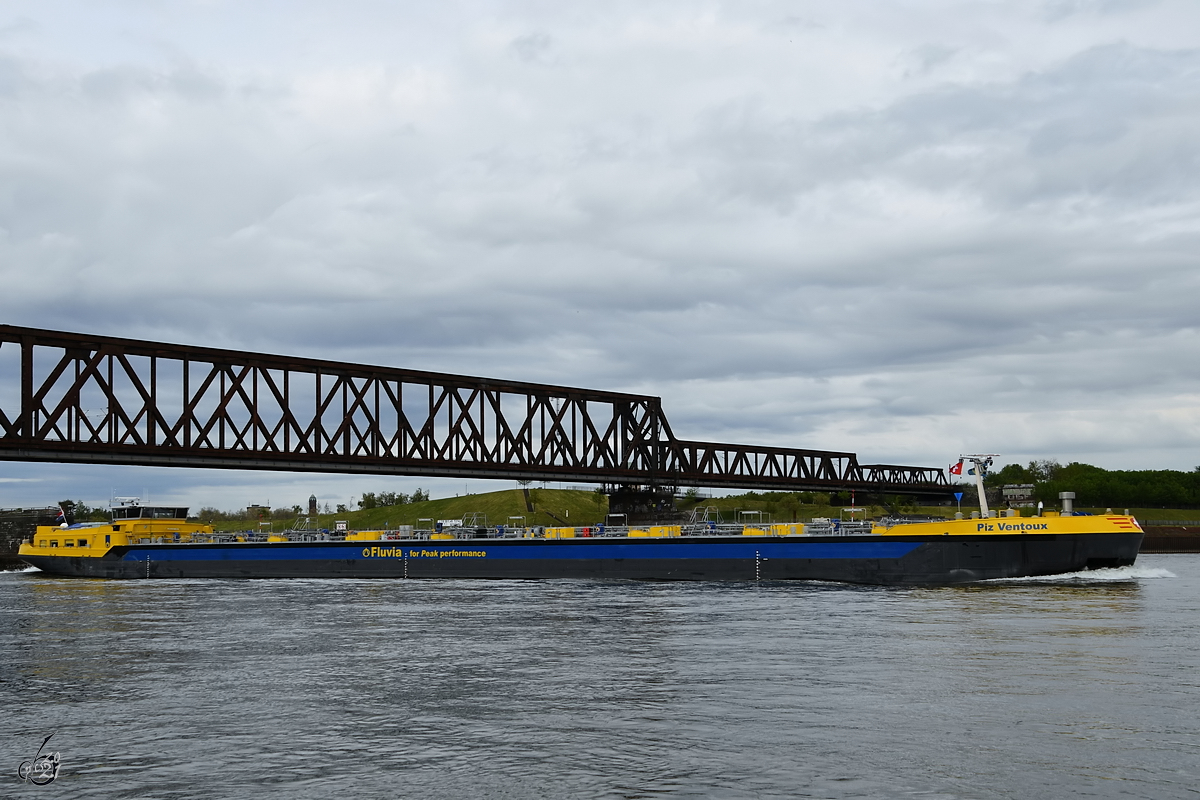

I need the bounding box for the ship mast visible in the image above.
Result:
[955,455,998,517]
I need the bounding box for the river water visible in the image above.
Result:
[2,555,1198,799]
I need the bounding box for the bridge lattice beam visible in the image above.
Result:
[0,326,950,496]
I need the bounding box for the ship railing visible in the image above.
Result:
[185,532,250,544]
[359,531,419,541]
[875,515,947,527]
[182,531,347,544]
[441,525,494,540]
[803,520,875,537]
[176,520,896,543]
[679,522,735,536]
[497,526,529,538]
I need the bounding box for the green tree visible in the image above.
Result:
[196,506,228,522]
[1028,460,1062,482]
[985,463,1033,487]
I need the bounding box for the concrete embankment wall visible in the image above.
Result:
[0,508,57,570]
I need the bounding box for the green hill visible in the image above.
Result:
[678,491,917,522]
[211,488,609,532]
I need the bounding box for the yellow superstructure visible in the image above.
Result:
[873,514,1142,537]
[18,506,214,560]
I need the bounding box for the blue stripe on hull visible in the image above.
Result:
[118,539,925,563]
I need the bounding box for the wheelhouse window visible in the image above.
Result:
[50,540,59,547]
[78,539,89,547]
[111,505,190,521]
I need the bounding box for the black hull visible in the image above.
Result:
[20,532,1144,586]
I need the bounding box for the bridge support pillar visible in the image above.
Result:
[604,484,679,525]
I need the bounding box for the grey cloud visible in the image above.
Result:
[909,44,959,74]
[1043,0,1162,22]
[1,2,1199,495]
[0,55,28,96]
[0,16,36,36]
[79,64,162,101]
[511,32,553,63]
[688,43,1200,215]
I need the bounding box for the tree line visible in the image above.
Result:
[983,461,1200,509]
[55,487,435,524]
[356,489,430,509]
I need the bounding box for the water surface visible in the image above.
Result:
[2,556,1197,798]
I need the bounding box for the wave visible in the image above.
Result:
[989,565,1176,584]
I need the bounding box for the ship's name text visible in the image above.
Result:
[976,522,1051,532]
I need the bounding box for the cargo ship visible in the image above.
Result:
[17,499,1142,586]
[17,458,1144,585]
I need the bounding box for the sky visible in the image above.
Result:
[1,0,1199,511]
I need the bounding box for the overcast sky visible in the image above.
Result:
[2,1,1199,511]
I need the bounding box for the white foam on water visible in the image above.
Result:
[1,565,40,574]
[989,564,1176,584]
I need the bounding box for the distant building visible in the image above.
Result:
[1002,484,1035,507]
[247,504,271,519]
[308,494,318,515]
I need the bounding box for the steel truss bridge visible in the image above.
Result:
[0,326,949,496]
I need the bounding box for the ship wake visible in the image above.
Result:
[989,565,1176,584]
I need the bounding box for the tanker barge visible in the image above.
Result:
[17,508,1142,585]
[16,457,1144,585]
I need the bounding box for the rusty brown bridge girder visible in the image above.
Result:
[0,326,951,496]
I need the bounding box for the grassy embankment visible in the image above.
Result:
[209,488,610,533]
[210,488,1200,532]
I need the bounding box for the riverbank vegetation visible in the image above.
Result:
[983,461,1200,509]
[203,488,610,533]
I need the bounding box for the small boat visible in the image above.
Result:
[17,458,1142,585]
